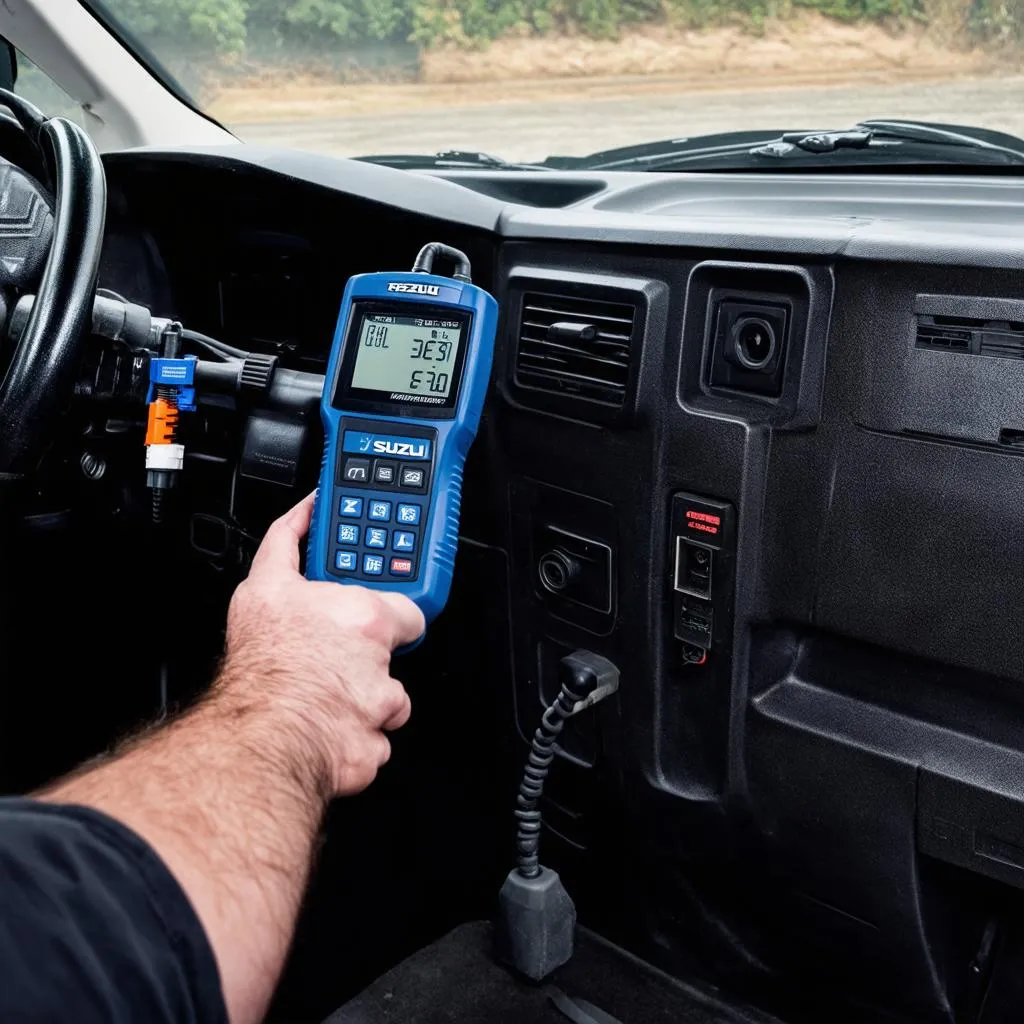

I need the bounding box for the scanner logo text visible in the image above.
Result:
[387,282,440,295]
[372,439,428,458]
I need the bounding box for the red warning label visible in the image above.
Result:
[686,510,721,535]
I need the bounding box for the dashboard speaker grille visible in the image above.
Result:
[916,314,1024,361]
[515,291,637,406]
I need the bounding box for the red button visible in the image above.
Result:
[390,557,413,576]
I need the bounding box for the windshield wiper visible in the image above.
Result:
[755,120,1024,163]
[548,121,1024,172]
[355,150,549,171]
[753,128,873,155]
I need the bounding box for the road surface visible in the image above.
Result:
[232,73,1024,163]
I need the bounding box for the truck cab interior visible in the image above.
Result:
[1,5,1024,1023]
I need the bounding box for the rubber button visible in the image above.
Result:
[342,458,370,483]
[393,530,416,553]
[339,496,363,517]
[399,466,426,489]
[337,523,361,545]
[396,503,421,526]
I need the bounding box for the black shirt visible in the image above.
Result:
[0,798,227,1022]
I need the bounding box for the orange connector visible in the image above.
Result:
[145,396,179,446]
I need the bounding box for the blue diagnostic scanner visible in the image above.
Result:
[307,243,498,627]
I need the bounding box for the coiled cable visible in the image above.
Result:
[514,666,594,879]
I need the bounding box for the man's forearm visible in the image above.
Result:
[39,680,329,1024]
[34,493,423,1023]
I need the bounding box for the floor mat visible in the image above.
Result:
[324,921,781,1024]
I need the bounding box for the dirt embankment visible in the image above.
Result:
[422,12,984,82]
[207,13,1003,125]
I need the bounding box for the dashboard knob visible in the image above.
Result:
[240,352,278,394]
[538,549,581,594]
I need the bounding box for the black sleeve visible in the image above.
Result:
[0,797,227,1023]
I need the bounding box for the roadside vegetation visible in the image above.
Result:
[108,0,1021,64]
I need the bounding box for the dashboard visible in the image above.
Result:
[97,146,1024,1023]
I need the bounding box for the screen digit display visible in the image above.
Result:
[349,313,463,401]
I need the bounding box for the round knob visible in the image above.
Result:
[728,316,776,371]
[538,549,581,594]
[239,353,278,394]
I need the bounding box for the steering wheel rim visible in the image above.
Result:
[0,112,106,478]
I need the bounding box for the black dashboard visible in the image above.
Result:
[96,146,1024,1023]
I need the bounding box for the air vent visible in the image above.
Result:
[916,314,1024,361]
[515,291,637,406]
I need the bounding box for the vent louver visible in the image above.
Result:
[515,291,637,406]
[916,314,1024,361]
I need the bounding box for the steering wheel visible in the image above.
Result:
[0,89,105,482]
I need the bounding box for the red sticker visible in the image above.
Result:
[686,509,720,535]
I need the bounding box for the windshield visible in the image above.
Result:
[86,0,1022,169]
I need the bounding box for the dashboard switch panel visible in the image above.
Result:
[671,493,735,650]
[511,478,617,635]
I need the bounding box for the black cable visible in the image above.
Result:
[514,666,594,879]
[411,242,472,282]
[181,328,247,360]
[183,333,236,362]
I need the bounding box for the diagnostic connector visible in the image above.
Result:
[144,323,196,524]
[497,650,619,982]
[147,357,197,412]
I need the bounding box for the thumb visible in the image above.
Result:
[249,492,316,578]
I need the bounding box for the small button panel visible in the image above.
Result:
[670,492,735,653]
[328,420,434,582]
[331,492,425,582]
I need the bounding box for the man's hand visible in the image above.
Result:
[220,492,425,797]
